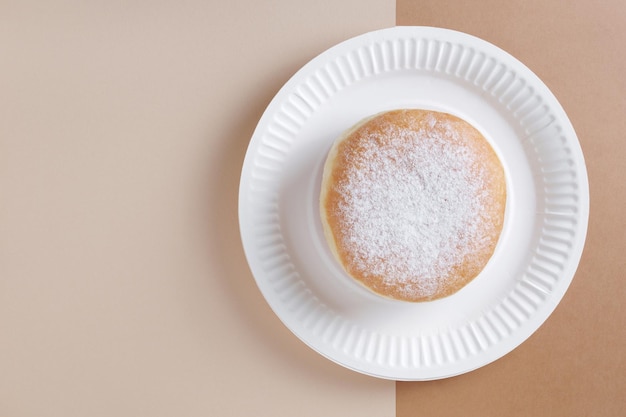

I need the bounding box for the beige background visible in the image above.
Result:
[397,1,626,416]
[0,1,395,416]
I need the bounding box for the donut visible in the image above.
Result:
[319,109,506,302]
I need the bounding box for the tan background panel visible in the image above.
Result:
[0,1,395,416]
[397,1,626,416]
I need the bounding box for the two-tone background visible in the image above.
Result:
[2,1,624,416]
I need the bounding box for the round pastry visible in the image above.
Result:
[320,109,506,302]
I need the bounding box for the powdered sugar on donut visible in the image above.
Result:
[331,111,499,300]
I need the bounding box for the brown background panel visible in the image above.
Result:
[397,1,626,416]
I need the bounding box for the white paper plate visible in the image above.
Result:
[238,26,588,380]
